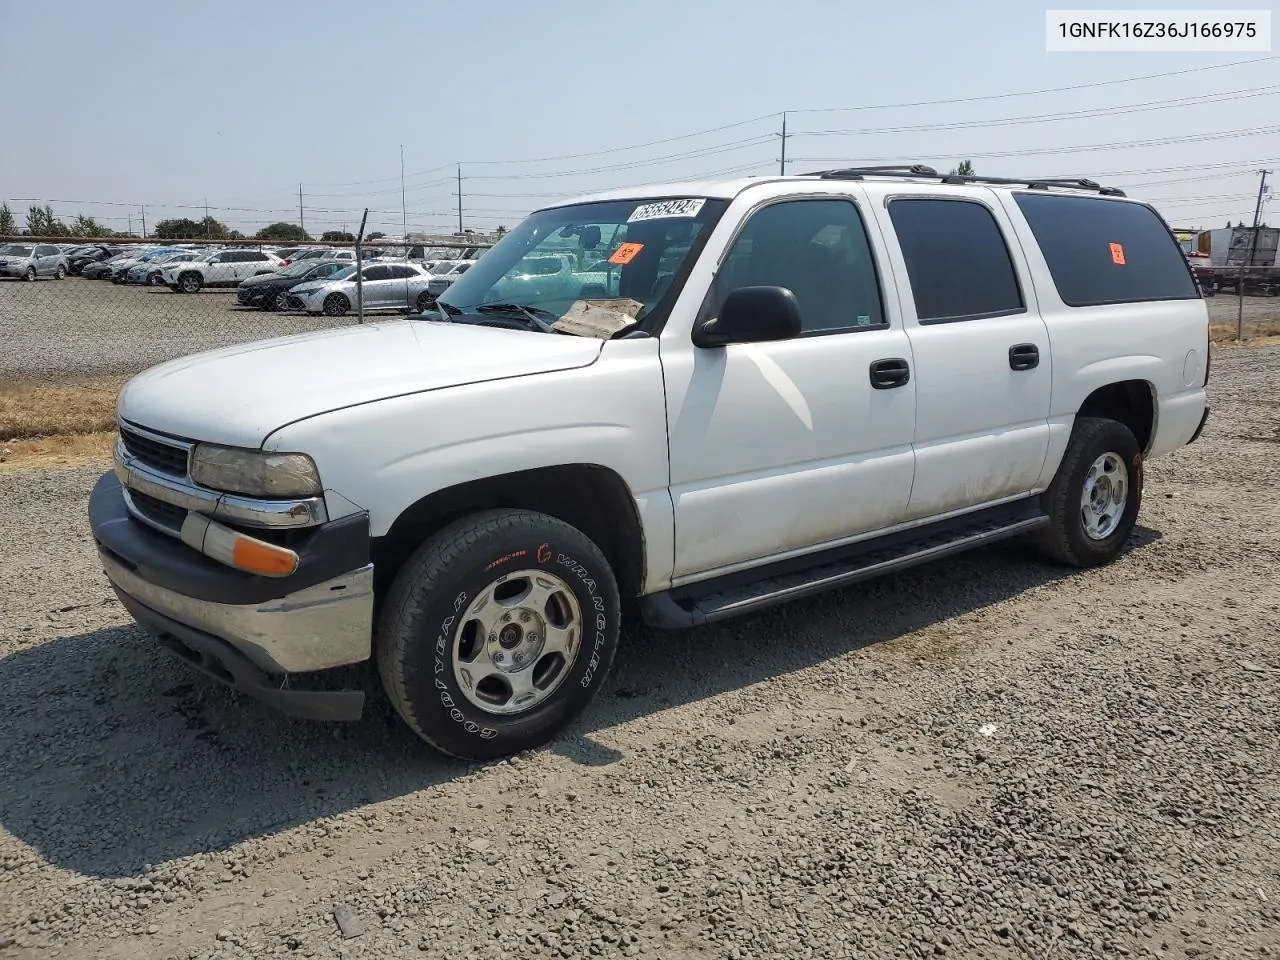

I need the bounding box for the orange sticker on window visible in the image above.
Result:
[1109,242,1126,265]
[608,242,644,265]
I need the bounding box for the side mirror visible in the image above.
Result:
[692,285,802,348]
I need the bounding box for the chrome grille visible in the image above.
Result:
[120,427,189,477]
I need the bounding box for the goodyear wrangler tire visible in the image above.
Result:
[375,509,621,760]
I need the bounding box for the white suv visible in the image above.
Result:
[163,249,283,293]
[91,166,1210,760]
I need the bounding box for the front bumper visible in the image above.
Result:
[89,471,374,719]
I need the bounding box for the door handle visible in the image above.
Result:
[1009,343,1040,371]
[869,357,911,389]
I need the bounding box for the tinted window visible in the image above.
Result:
[363,265,392,281]
[1014,193,1199,306]
[887,199,1024,323]
[714,198,884,334]
[244,252,268,262]
[37,245,57,256]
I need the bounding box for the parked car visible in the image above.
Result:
[421,259,477,303]
[125,249,211,286]
[162,248,283,293]
[108,247,190,283]
[67,244,126,275]
[0,242,69,280]
[236,258,355,310]
[291,261,432,315]
[82,249,143,279]
[91,168,1211,760]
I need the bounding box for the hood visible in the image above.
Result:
[116,319,604,448]
[290,278,340,296]
[240,272,288,288]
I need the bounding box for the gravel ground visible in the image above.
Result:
[1,345,1279,960]
[0,278,364,377]
[0,275,1277,379]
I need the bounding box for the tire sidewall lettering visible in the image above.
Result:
[427,543,615,741]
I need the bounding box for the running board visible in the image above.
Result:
[639,499,1049,629]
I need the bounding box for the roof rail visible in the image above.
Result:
[801,165,1126,197]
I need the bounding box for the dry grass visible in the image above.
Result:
[1210,319,1280,345]
[0,431,115,474]
[0,375,127,442]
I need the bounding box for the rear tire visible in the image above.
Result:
[375,509,621,760]
[415,290,435,313]
[1033,416,1142,568]
[24,267,36,282]
[55,264,66,280]
[178,273,202,294]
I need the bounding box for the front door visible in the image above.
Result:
[663,192,918,582]
[871,191,1052,519]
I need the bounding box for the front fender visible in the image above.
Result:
[262,339,676,592]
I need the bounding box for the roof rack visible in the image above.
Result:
[801,165,1126,197]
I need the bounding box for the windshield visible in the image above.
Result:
[1,245,33,257]
[307,261,348,278]
[284,260,323,277]
[437,197,725,331]
[322,265,357,282]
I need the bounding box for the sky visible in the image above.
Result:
[1,0,1276,239]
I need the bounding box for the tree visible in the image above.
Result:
[0,203,14,236]
[154,216,231,239]
[321,230,355,242]
[495,225,508,238]
[254,222,311,242]
[26,204,69,237]
[949,159,975,177]
[69,215,110,238]
[366,231,386,241]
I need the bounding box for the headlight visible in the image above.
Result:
[190,444,322,498]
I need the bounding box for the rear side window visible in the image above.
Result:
[887,198,1025,323]
[1013,193,1199,306]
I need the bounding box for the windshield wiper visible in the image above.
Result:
[473,302,558,333]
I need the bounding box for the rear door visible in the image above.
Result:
[869,188,1052,521]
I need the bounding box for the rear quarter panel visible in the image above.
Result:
[993,192,1209,484]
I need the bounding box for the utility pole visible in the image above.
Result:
[298,184,305,235]
[140,205,147,238]
[456,164,463,235]
[400,145,408,243]
[205,198,210,238]
[1237,168,1271,342]
[779,111,789,175]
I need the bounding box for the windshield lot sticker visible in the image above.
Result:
[1110,242,1126,265]
[608,242,645,265]
[627,199,706,223]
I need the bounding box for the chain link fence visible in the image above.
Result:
[0,236,493,441]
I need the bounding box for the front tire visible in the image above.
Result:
[376,509,621,760]
[322,293,350,317]
[1034,416,1142,568]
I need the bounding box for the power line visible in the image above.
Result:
[797,86,1280,138]
[791,123,1280,165]
[788,56,1277,114]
